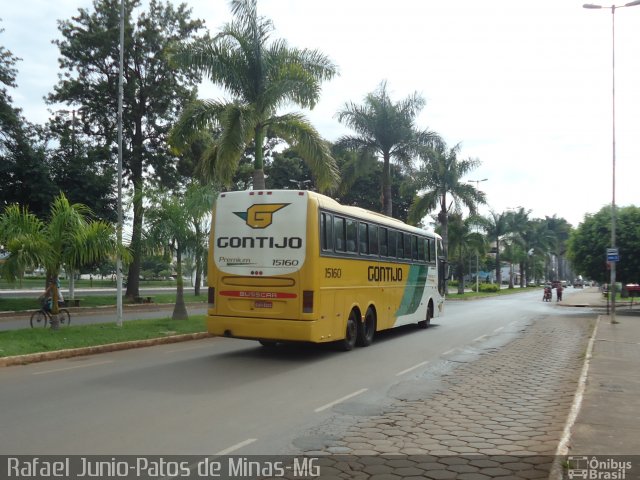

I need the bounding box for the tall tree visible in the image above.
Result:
[47,112,117,223]
[568,205,640,285]
[336,80,438,216]
[408,141,486,266]
[0,27,56,216]
[47,0,205,300]
[168,0,339,192]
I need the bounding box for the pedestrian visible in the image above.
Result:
[556,282,563,302]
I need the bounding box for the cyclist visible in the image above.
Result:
[42,279,65,312]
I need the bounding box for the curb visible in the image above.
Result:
[548,314,601,480]
[0,332,212,367]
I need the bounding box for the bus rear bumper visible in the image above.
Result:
[207,315,330,343]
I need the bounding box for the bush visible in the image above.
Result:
[471,283,500,293]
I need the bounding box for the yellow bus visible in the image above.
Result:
[207,190,447,350]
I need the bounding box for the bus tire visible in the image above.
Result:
[356,307,376,347]
[338,310,358,351]
[418,303,433,329]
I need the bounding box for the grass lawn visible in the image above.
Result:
[447,286,540,300]
[0,292,206,313]
[0,278,180,290]
[0,315,207,358]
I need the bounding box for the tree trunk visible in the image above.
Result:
[252,169,266,190]
[68,269,75,300]
[382,153,392,216]
[125,116,145,300]
[194,252,202,296]
[172,246,188,320]
[252,126,266,190]
[495,239,502,285]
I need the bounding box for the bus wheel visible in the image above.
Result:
[418,304,433,329]
[357,308,376,347]
[338,310,358,351]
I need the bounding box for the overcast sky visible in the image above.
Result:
[3,0,640,228]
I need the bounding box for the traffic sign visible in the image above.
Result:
[607,248,619,262]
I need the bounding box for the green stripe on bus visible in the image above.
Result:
[396,264,428,316]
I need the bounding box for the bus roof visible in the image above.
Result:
[219,189,439,239]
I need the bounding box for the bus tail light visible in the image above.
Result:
[302,290,314,313]
[208,287,215,307]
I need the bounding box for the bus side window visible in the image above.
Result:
[334,216,346,252]
[369,224,379,256]
[359,222,369,255]
[417,237,426,263]
[396,232,404,259]
[320,212,333,251]
[412,235,419,261]
[379,227,388,256]
[388,230,398,258]
[346,218,358,253]
[404,233,412,259]
[428,238,435,263]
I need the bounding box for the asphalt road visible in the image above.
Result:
[0,289,584,456]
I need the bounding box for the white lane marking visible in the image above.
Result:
[396,361,429,376]
[473,335,487,342]
[214,438,257,455]
[314,388,368,413]
[32,360,114,375]
[442,349,456,356]
[493,326,504,333]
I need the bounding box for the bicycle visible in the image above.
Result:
[30,300,71,328]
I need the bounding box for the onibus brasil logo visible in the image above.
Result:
[233,203,289,229]
[567,456,633,479]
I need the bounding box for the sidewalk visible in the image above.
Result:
[562,288,640,456]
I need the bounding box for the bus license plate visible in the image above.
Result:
[255,301,273,308]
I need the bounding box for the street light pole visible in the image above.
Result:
[583,0,640,324]
[468,178,488,294]
[116,0,125,326]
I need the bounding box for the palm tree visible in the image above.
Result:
[505,207,530,287]
[0,194,120,324]
[478,211,510,286]
[408,141,486,265]
[447,213,485,294]
[168,0,339,192]
[545,215,573,281]
[336,80,438,216]
[145,191,190,320]
[182,183,217,296]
